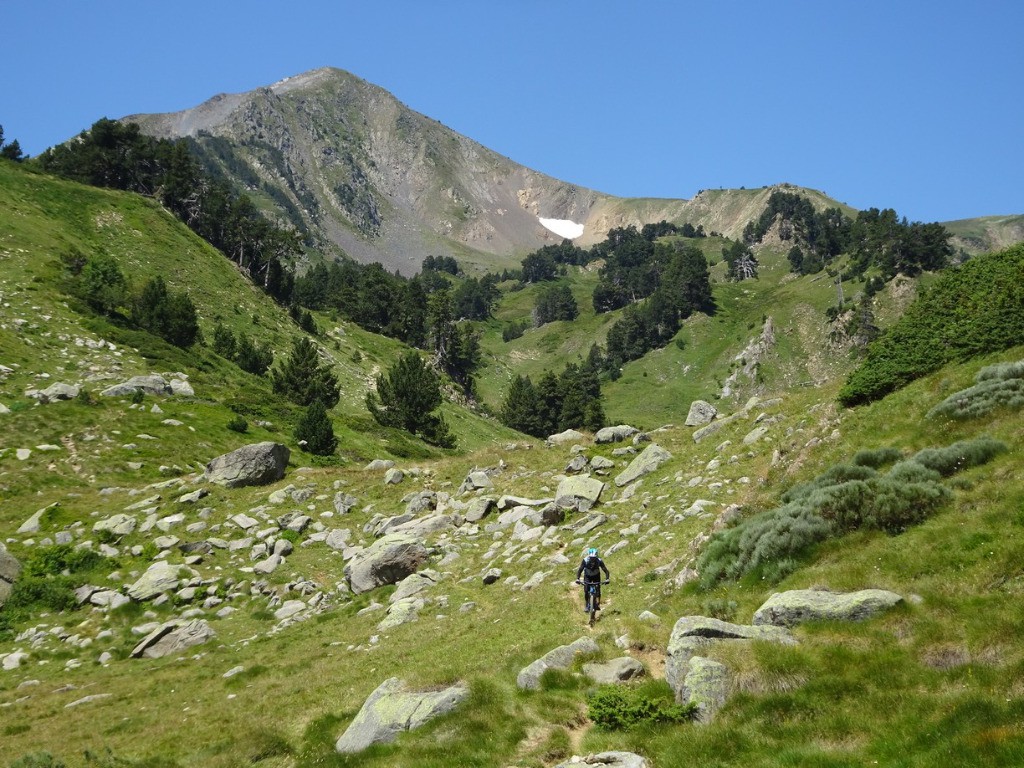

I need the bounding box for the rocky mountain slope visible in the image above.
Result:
[120,69,846,275]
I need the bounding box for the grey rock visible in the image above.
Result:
[482,568,502,585]
[680,656,729,722]
[685,400,718,426]
[378,597,424,630]
[18,504,54,534]
[126,562,182,601]
[565,454,589,474]
[101,374,173,398]
[666,616,795,694]
[752,588,904,627]
[594,425,639,444]
[556,475,606,509]
[253,553,283,575]
[464,470,494,490]
[583,657,646,685]
[383,468,405,485]
[553,753,650,768]
[363,459,395,471]
[325,529,351,551]
[35,382,81,402]
[516,636,600,690]
[614,443,673,487]
[390,570,440,603]
[548,428,586,445]
[168,378,194,397]
[404,490,437,515]
[130,619,215,659]
[345,533,428,595]
[464,497,495,522]
[743,426,769,445]
[204,442,290,488]
[274,600,307,621]
[335,677,469,754]
[334,492,359,514]
[589,455,615,470]
[177,488,208,504]
[93,513,137,536]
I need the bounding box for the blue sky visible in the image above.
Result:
[3,1,1021,223]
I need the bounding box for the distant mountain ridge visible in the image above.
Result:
[124,67,1021,273]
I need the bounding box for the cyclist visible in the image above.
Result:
[575,547,610,613]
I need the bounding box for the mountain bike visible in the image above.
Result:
[576,579,610,626]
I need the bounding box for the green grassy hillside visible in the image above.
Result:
[2,161,1023,767]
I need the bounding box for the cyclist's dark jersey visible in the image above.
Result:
[576,555,610,583]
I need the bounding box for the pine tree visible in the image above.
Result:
[366,351,454,447]
[295,400,338,456]
[500,375,541,435]
[272,337,340,408]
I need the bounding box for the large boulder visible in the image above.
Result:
[33,382,81,403]
[665,616,795,694]
[556,475,606,511]
[516,636,600,690]
[613,443,673,487]
[553,753,650,768]
[126,561,182,601]
[345,533,429,595]
[335,677,469,754]
[594,425,639,444]
[679,656,729,722]
[0,543,21,607]
[130,619,215,658]
[685,400,717,427]
[204,442,290,488]
[752,588,905,627]
[548,429,586,445]
[100,374,173,398]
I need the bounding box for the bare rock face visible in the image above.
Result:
[517,636,599,690]
[204,442,290,488]
[553,752,651,768]
[335,677,469,753]
[613,443,672,487]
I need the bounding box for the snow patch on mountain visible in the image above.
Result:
[539,218,585,239]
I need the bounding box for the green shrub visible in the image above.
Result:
[130,388,145,405]
[697,503,832,587]
[781,464,877,504]
[10,753,66,768]
[839,244,1024,406]
[226,415,249,433]
[852,446,903,468]
[278,529,300,545]
[702,598,738,621]
[910,437,1008,477]
[587,681,694,730]
[5,575,78,614]
[24,544,104,578]
[928,360,1024,420]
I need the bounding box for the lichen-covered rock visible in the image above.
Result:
[556,475,606,510]
[204,442,290,488]
[516,636,600,690]
[613,443,672,487]
[680,656,729,721]
[752,588,904,627]
[665,615,795,693]
[548,429,586,445]
[126,561,182,601]
[345,533,428,595]
[335,677,469,753]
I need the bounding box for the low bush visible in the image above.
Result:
[911,437,1007,477]
[852,446,903,468]
[226,415,249,433]
[587,681,694,730]
[928,360,1024,421]
[699,436,1006,587]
